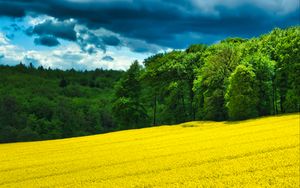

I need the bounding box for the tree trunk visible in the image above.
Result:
[280,95,285,113]
[181,92,186,122]
[189,79,195,121]
[152,94,157,126]
[272,78,278,115]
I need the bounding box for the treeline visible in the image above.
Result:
[113,26,299,127]
[0,26,299,143]
[0,65,123,142]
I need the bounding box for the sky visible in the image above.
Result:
[0,0,299,70]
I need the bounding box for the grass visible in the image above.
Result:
[0,114,299,187]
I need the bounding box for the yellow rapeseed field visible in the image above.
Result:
[0,114,299,187]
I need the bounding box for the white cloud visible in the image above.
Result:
[0,33,24,65]
[0,32,147,70]
[0,33,9,45]
[1,15,160,70]
[26,15,54,26]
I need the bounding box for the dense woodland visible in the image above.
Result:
[0,26,299,143]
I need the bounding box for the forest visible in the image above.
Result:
[0,26,299,143]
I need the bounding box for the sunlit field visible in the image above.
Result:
[0,114,299,187]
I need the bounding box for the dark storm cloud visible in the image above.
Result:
[34,35,60,47]
[25,18,123,52]
[0,1,25,17]
[76,29,106,54]
[127,39,161,53]
[0,0,299,49]
[102,55,114,62]
[26,19,77,41]
[102,36,121,46]
[76,29,123,54]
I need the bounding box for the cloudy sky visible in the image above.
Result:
[0,0,299,70]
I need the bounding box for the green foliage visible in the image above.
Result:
[0,65,122,142]
[143,46,207,124]
[226,65,259,120]
[0,26,299,143]
[59,77,68,88]
[113,61,148,129]
[241,53,275,116]
[259,27,300,113]
[194,43,241,120]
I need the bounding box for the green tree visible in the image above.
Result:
[242,53,275,116]
[143,46,206,124]
[143,53,164,125]
[260,27,300,113]
[17,126,40,141]
[184,44,207,120]
[226,65,259,120]
[113,61,148,129]
[0,96,24,129]
[194,43,241,120]
[59,77,68,88]
[0,125,18,143]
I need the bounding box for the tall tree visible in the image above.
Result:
[184,44,207,120]
[194,43,241,120]
[143,53,164,125]
[260,27,300,113]
[113,61,148,129]
[226,65,259,120]
[242,53,275,116]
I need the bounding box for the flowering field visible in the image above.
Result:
[0,114,299,187]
